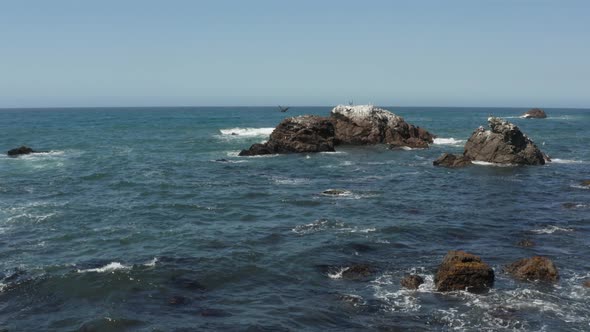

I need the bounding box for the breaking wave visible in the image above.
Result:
[219,127,274,137]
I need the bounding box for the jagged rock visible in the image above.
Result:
[400,274,424,289]
[433,153,472,168]
[330,105,435,148]
[434,250,494,292]
[239,115,335,156]
[522,108,547,119]
[504,256,559,282]
[463,117,546,165]
[7,146,35,156]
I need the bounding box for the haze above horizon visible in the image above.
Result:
[1,0,589,108]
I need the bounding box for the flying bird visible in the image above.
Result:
[278,105,290,112]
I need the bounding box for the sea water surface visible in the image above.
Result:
[0,107,589,331]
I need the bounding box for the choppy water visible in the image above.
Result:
[0,107,589,331]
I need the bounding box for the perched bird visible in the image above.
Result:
[278,105,290,112]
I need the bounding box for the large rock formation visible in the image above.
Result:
[504,256,559,282]
[330,105,435,148]
[239,115,335,156]
[463,117,547,165]
[7,146,35,156]
[522,108,547,119]
[434,251,494,292]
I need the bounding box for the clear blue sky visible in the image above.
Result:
[0,0,588,108]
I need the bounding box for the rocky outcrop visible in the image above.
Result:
[329,105,435,148]
[7,146,35,156]
[400,274,424,289]
[522,108,547,119]
[463,117,547,165]
[433,153,472,168]
[239,115,335,156]
[504,256,559,282]
[434,251,494,292]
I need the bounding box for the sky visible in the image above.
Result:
[0,0,589,108]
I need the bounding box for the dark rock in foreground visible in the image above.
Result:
[239,115,335,156]
[504,256,559,282]
[400,274,424,289]
[464,117,547,165]
[434,250,494,292]
[433,153,472,168]
[522,108,547,119]
[7,146,35,156]
[330,105,435,148]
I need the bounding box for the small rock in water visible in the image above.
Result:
[341,264,375,281]
[504,256,559,282]
[7,146,35,156]
[215,158,229,162]
[434,250,494,292]
[522,108,547,119]
[200,308,231,317]
[400,274,424,289]
[433,153,472,168]
[580,180,590,187]
[168,295,189,305]
[517,239,535,248]
[583,280,590,288]
[562,202,582,209]
[321,189,350,196]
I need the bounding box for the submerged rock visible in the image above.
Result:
[434,250,494,292]
[329,105,435,148]
[433,153,472,168]
[400,274,424,289]
[504,256,559,282]
[522,108,547,119]
[517,239,535,248]
[239,115,335,156]
[7,146,35,156]
[463,117,546,165]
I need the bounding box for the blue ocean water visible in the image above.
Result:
[0,106,589,331]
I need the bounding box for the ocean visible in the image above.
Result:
[0,106,589,331]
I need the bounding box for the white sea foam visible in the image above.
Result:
[550,159,586,164]
[292,219,345,235]
[433,138,466,146]
[327,267,350,279]
[272,176,310,185]
[531,225,574,234]
[77,262,130,273]
[144,257,158,267]
[219,127,274,137]
[471,161,517,167]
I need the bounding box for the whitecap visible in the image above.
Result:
[77,262,130,273]
[219,127,274,137]
[291,219,345,235]
[272,176,310,185]
[433,138,466,146]
[530,225,574,234]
